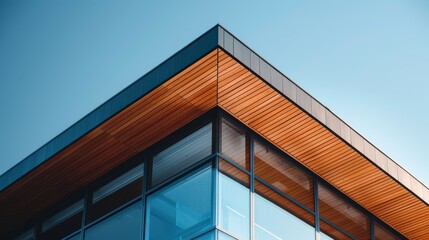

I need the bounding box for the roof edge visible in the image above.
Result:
[2,24,427,205]
[216,26,429,204]
[0,25,221,192]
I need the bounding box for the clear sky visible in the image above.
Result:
[1,0,428,187]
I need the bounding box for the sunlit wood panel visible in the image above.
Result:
[217,49,429,239]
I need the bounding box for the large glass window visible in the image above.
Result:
[87,163,143,223]
[146,166,214,240]
[218,173,250,240]
[254,140,314,210]
[220,119,249,170]
[40,199,84,239]
[152,123,212,186]
[254,194,315,240]
[84,202,142,240]
[319,183,370,240]
[13,228,34,240]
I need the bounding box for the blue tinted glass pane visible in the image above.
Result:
[321,232,334,240]
[84,203,142,240]
[217,231,237,240]
[254,194,314,240]
[219,174,250,240]
[152,123,212,186]
[65,233,81,240]
[193,230,216,240]
[146,167,213,240]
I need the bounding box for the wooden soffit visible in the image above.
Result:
[216,49,428,239]
[0,50,218,236]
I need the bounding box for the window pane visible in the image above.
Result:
[320,220,352,240]
[193,230,216,240]
[319,183,370,239]
[254,193,315,240]
[254,180,315,229]
[65,233,81,240]
[192,230,237,240]
[41,199,83,239]
[14,228,34,240]
[152,123,212,186]
[146,166,214,240]
[375,222,401,240]
[254,140,313,210]
[88,164,143,223]
[219,158,250,187]
[85,202,142,240]
[218,173,250,240]
[220,119,249,170]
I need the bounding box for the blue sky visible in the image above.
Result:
[1,0,428,187]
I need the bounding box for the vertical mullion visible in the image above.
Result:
[34,221,41,240]
[215,109,220,231]
[80,190,90,240]
[249,136,255,240]
[370,218,375,240]
[314,177,320,240]
[141,152,151,240]
[142,153,150,240]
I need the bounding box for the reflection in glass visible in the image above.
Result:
[319,183,370,239]
[254,140,313,210]
[220,119,249,170]
[320,220,352,240]
[85,202,141,240]
[219,173,250,240]
[254,194,314,240]
[152,123,212,186]
[146,167,213,240]
[192,230,237,240]
[375,222,401,240]
[88,164,143,223]
[254,180,315,227]
[219,158,250,187]
[14,228,34,240]
[41,199,83,239]
[65,233,81,240]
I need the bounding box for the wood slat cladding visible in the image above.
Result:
[2,48,428,239]
[217,49,429,239]
[0,50,218,237]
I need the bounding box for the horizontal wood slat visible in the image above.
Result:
[217,49,429,239]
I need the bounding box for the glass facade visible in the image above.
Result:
[11,113,405,240]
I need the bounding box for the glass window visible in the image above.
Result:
[219,158,250,187]
[254,140,314,210]
[375,222,401,240]
[220,119,249,170]
[254,180,315,229]
[254,193,315,240]
[320,220,352,240]
[218,173,250,240]
[85,202,142,240]
[146,166,214,240]
[152,123,212,186]
[41,199,83,239]
[87,164,143,223]
[65,233,81,240]
[14,228,34,240]
[318,183,370,239]
[192,230,237,240]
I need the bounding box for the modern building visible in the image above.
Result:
[1,25,428,240]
